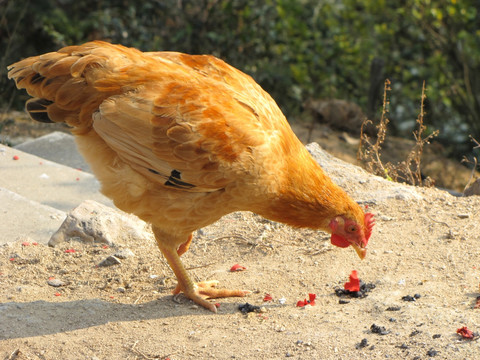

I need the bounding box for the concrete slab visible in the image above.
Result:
[0,144,113,212]
[0,187,65,245]
[14,131,91,173]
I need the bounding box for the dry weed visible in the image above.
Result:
[358,80,439,186]
[461,136,480,195]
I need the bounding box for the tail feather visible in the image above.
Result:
[25,98,54,123]
[7,41,130,134]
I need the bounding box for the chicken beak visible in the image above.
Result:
[352,243,367,260]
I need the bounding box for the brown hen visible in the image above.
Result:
[8,41,374,312]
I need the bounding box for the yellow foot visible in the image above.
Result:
[173,280,250,313]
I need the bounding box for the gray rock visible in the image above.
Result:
[306,142,423,202]
[14,131,91,172]
[48,200,154,247]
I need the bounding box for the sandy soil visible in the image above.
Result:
[1,113,479,359]
[1,157,480,360]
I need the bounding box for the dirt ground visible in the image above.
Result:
[1,116,480,359]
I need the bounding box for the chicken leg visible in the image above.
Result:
[153,226,249,312]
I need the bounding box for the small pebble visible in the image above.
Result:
[356,338,369,349]
[47,278,66,287]
[371,324,390,335]
[98,255,122,267]
[402,295,417,302]
[238,303,260,314]
[113,248,135,259]
[410,329,421,337]
[427,348,438,357]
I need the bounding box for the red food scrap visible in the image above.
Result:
[9,257,15,262]
[215,303,221,308]
[230,263,246,272]
[54,292,61,297]
[12,155,19,160]
[32,242,38,246]
[64,249,76,253]
[296,293,316,307]
[457,326,475,339]
[21,241,30,246]
[263,294,273,302]
[344,270,361,292]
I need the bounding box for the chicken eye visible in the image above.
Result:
[347,225,358,233]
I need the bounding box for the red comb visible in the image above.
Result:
[364,213,375,241]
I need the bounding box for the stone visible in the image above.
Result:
[48,200,154,247]
[98,255,121,267]
[306,142,423,202]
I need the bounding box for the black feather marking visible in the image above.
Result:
[148,168,161,175]
[44,78,56,86]
[165,169,195,189]
[30,73,45,84]
[30,111,53,123]
[26,98,54,123]
[26,98,53,111]
[148,168,195,189]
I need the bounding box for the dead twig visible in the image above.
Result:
[471,135,480,149]
[129,340,168,360]
[133,294,146,305]
[211,235,250,243]
[427,215,451,227]
[6,349,21,360]
[461,136,480,194]
[185,261,217,271]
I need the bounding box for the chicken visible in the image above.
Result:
[8,41,374,312]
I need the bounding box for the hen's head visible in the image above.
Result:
[329,212,375,259]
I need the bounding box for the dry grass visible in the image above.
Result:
[357,80,439,187]
[461,135,480,194]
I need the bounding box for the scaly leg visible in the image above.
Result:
[153,227,249,312]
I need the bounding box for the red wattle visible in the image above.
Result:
[331,234,350,248]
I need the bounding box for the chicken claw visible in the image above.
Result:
[153,227,249,312]
[174,280,250,313]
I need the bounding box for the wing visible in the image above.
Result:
[93,57,276,193]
